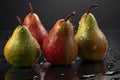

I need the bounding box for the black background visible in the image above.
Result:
[0,0,120,31]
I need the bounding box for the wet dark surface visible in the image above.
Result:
[0,30,120,80]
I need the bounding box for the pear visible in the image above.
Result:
[23,3,48,48]
[75,4,108,61]
[43,12,78,65]
[4,17,41,67]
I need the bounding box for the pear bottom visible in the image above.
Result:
[77,38,108,61]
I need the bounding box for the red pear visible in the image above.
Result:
[23,3,48,47]
[43,12,78,65]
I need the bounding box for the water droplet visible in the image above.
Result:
[107,65,111,69]
[40,61,50,72]
[73,25,75,28]
[80,37,83,40]
[75,57,80,61]
[43,58,47,61]
[105,71,115,75]
[72,60,76,64]
[104,71,120,76]
[81,74,95,79]
[72,47,75,53]
[87,26,90,30]
[108,47,112,50]
[33,74,38,77]
[40,63,46,69]
[40,61,44,65]
[33,76,38,79]
[107,63,115,69]
[60,73,65,76]
[92,44,97,49]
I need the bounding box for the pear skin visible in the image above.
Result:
[4,25,41,67]
[75,4,108,61]
[23,3,48,47]
[43,12,78,65]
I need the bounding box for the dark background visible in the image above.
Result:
[0,0,120,31]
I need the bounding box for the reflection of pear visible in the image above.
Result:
[75,4,108,61]
[77,60,107,76]
[43,66,79,80]
[5,67,39,80]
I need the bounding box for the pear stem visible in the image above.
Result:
[16,16,23,26]
[64,11,76,21]
[86,4,98,14]
[28,2,33,14]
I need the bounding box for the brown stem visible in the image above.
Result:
[86,4,98,14]
[64,11,76,21]
[28,2,33,14]
[16,16,22,26]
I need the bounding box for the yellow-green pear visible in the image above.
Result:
[4,17,41,67]
[75,4,108,61]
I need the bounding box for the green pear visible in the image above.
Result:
[4,17,41,67]
[75,4,108,61]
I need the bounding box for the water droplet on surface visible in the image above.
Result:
[74,57,80,61]
[60,73,65,76]
[104,71,120,76]
[40,62,46,69]
[81,74,95,79]
[33,76,39,80]
[72,60,76,64]
[92,44,97,49]
[107,65,111,69]
[87,26,90,30]
[72,47,75,53]
[73,25,75,28]
[105,71,115,75]
[80,37,83,40]
[40,61,50,72]
[43,58,47,61]
[40,61,44,65]
[107,63,115,69]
